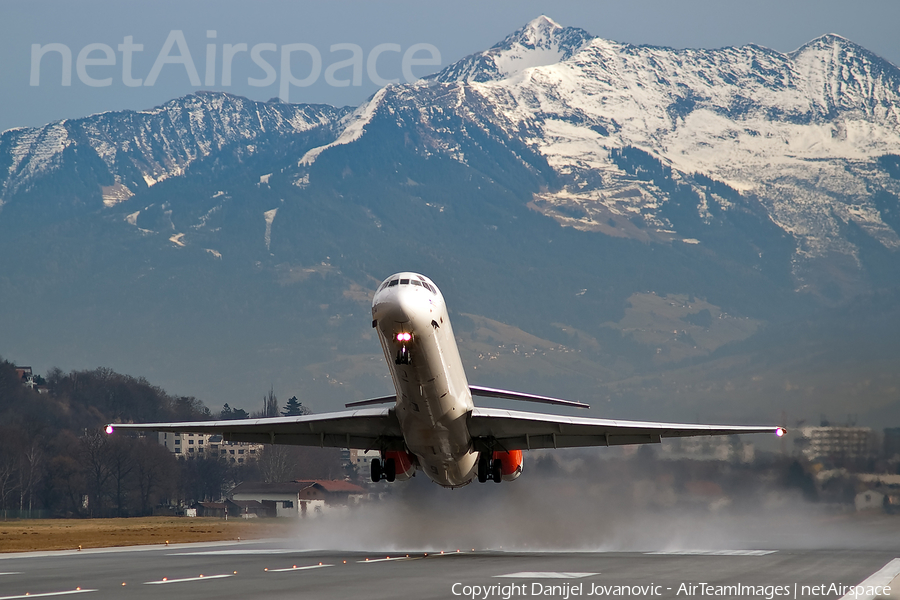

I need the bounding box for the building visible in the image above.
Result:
[341,448,379,472]
[15,366,32,386]
[855,490,885,512]
[194,501,227,518]
[14,366,47,393]
[230,480,367,517]
[659,436,754,463]
[884,428,900,460]
[157,431,263,463]
[794,426,875,462]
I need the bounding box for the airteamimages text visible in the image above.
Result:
[30,30,442,102]
[449,581,892,600]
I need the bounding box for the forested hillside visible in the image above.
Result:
[0,359,341,517]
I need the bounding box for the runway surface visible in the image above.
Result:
[1,540,899,600]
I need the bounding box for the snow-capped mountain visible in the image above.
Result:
[3,16,900,299]
[0,92,348,209]
[429,15,593,83]
[296,23,900,294]
[2,16,900,421]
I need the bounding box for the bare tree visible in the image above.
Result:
[46,454,84,516]
[133,438,177,515]
[106,436,136,516]
[18,438,44,513]
[257,445,295,483]
[264,386,279,417]
[80,429,113,516]
[0,430,19,511]
[257,446,343,483]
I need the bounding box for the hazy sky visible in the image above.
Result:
[3,0,899,133]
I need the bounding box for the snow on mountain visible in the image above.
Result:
[299,87,389,166]
[429,15,593,83]
[474,34,900,257]
[305,23,900,288]
[3,17,900,294]
[0,92,348,203]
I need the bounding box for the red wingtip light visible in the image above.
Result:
[775,427,785,437]
[105,425,114,435]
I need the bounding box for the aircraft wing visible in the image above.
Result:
[107,407,407,451]
[467,407,784,450]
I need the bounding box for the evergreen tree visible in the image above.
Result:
[221,403,249,420]
[281,396,307,416]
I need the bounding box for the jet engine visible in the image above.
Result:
[493,450,523,482]
[385,450,416,481]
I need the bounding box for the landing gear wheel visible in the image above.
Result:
[384,458,396,482]
[477,457,488,483]
[491,459,502,483]
[371,458,382,483]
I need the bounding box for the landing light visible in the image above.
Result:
[105,425,114,435]
[396,332,412,342]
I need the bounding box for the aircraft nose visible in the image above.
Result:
[391,286,422,322]
[376,285,432,328]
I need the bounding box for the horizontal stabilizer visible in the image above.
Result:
[345,394,396,408]
[469,385,590,409]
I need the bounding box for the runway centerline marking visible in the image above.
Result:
[495,572,598,579]
[267,564,334,572]
[644,550,776,556]
[840,558,900,600]
[144,574,234,585]
[0,590,97,599]
[358,557,413,563]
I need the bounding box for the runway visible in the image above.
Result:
[1,541,899,600]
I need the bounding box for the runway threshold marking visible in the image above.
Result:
[839,558,900,600]
[494,573,598,579]
[644,550,776,556]
[267,564,334,572]
[144,574,234,585]
[0,590,97,599]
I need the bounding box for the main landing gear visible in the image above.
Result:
[371,457,396,482]
[477,455,502,483]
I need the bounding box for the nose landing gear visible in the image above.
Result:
[395,345,410,365]
[394,332,412,365]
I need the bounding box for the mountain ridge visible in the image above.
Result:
[1,18,899,422]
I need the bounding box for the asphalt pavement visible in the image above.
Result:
[1,540,899,600]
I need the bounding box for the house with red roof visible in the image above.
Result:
[230,480,367,517]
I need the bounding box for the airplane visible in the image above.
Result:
[107,272,786,488]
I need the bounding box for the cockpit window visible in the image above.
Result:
[388,279,399,287]
[410,280,422,287]
[399,278,410,285]
[423,283,435,293]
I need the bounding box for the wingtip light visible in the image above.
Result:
[775,427,786,437]
[105,425,114,435]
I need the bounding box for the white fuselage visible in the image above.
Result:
[371,272,478,487]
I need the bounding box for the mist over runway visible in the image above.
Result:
[2,541,899,600]
[4,450,900,600]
